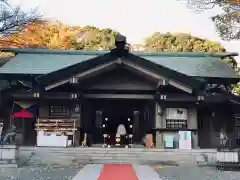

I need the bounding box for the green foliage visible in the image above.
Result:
[144,32,226,52]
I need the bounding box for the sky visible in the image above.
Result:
[9,0,240,62]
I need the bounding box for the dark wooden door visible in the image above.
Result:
[93,110,103,144]
[133,110,140,143]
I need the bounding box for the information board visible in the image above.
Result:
[179,131,192,149]
[165,135,174,148]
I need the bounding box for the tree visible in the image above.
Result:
[1,21,119,50]
[0,0,40,56]
[181,0,240,40]
[0,0,40,35]
[144,32,226,52]
[71,26,119,50]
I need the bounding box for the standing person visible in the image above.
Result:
[116,124,127,146]
[220,129,228,147]
[117,124,127,136]
[142,135,146,147]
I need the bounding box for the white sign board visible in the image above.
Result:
[179,131,192,149]
[166,108,188,120]
[217,152,239,163]
[37,131,68,147]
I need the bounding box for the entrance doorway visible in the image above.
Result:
[82,99,154,147]
[102,102,134,146]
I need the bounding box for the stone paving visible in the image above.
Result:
[0,164,85,180]
[1,149,240,180]
[155,166,240,180]
[1,164,240,180]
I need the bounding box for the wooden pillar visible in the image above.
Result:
[70,92,82,147]
[155,102,164,148]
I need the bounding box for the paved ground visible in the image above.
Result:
[0,164,85,180]
[155,166,240,180]
[1,164,240,180]
[1,149,240,180]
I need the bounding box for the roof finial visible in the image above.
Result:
[115,34,127,50]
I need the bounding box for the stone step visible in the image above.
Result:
[26,160,143,165]
[33,152,182,156]
[30,150,199,157]
[26,153,197,166]
[26,147,216,154]
[32,149,211,155]
[20,147,217,166]
[31,153,195,161]
[26,156,184,166]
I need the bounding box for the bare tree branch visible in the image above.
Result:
[0,0,41,36]
[212,7,240,40]
[180,0,240,40]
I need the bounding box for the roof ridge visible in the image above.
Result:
[1,48,239,58]
[132,51,239,58]
[1,48,109,55]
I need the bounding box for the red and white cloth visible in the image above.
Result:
[72,164,161,180]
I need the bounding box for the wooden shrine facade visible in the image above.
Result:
[0,38,239,148]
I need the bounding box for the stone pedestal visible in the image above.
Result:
[0,145,19,167]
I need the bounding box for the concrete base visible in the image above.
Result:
[0,160,18,167]
[0,145,19,167]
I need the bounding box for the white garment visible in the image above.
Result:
[220,132,225,140]
[117,124,126,136]
[220,131,227,140]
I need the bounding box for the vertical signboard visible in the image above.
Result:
[165,135,174,148]
[179,131,192,149]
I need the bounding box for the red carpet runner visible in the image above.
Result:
[98,164,138,180]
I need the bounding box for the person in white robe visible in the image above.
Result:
[116,124,126,136]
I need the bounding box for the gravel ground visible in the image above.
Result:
[155,166,240,180]
[0,164,85,180]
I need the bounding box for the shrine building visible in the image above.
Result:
[0,38,239,149]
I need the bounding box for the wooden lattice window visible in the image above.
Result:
[166,119,188,129]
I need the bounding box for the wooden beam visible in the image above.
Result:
[122,60,193,94]
[10,91,232,103]
[44,60,119,91]
[45,79,69,91]
[75,60,118,79]
[84,93,154,99]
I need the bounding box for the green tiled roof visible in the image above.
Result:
[0,53,98,74]
[144,56,239,78]
[0,48,239,79]
[0,56,12,67]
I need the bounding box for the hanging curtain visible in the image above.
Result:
[11,101,37,118]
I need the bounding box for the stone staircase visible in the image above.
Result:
[20,147,217,166]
